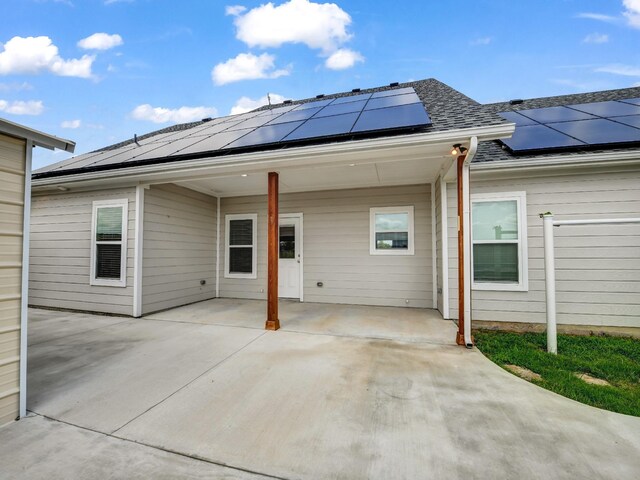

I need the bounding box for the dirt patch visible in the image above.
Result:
[504,364,542,382]
[574,373,612,387]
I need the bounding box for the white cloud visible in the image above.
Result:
[225,5,247,16]
[230,93,286,115]
[212,52,290,85]
[623,0,640,27]
[105,0,133,4]
[0,99,44,115]
[78,33,123,50]
[131,104,218,124]
[0,81,33,92]
[595,64,640,76]
[324,48,364,70]
[61,119,81,129]
[583,33,609,43]
[576,12,620,23]
[470,36,492,46]
[0,36,94,78]
[232,0,353,53]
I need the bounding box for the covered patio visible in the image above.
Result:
[12,302,640,479]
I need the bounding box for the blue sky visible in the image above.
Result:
[1,0,639,169]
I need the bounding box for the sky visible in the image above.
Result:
[1,0,639,170]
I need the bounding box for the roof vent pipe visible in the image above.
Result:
[352,88,361,93]
[134,134,141,146]
[316,94,325,99]
[283,100,292,104]
[509,99,524,105]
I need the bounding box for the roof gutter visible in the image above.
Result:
[0,118,75,152]
[32,123,513,188]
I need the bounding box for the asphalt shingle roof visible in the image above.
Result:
[33,78,508,178]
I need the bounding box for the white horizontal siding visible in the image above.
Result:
[220,184,433,308]
[141,184,216,314]
[29,187,136,315]
[0,133,24,427]
[447,166,640,328]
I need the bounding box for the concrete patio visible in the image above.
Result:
[1,299,640,479]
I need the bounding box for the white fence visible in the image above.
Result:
[540,213,640,354]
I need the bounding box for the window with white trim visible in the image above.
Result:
[225,213,257,279]
[91,199,128,287]
[471,191,528,291]
[370,206,415,255]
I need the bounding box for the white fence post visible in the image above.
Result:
[541,213,557,354]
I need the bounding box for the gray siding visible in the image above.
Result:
[448,166,640,328]
[29,187,136,315]
[220,184,433,308]
[0,133,24,427]
[141,184,216,314]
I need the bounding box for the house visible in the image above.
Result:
[27,79,640,343]
[0,118,74,428]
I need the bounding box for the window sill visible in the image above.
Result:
[369,249,415,256]
[472,282,528,292]
[90,279,127,288]
[224,273,257,280]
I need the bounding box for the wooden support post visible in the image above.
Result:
[456,155,466,346]
[266,171,280,330]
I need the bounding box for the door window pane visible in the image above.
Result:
[472,200,518,240]
[279,225,295,259]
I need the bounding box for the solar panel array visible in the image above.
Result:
[40,87,431,174]
[499,98,640,154]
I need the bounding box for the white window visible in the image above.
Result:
[90,199,128,287]
[471,191,528,291]
[370,206,415,255]
[225,213,257,279]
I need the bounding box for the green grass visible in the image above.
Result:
[474,331,640,417]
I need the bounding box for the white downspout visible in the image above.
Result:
[462,136,478,347]
[431,182,437,309]
[19,139,32,419]
[133,185,145,318]
[215,196,220,298]
[440,177,449,319]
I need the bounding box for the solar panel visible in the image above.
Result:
[501,125,584,152]
[266,107,323,125]
[224,121,305,149]
[313,100,367,118]
[283,112,360,141]
[500,98,640,154]
[352,103,431,133]
[568,101,640,118]
[364,92,422,110]
[498,111,538,126]
[549,119,640,145]
[614,115,640,129]
[371,87,415,98]
[49,86,432,168]
[516,106,595,124]
[330,93,373,104]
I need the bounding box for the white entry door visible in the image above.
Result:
[279,215,302,299]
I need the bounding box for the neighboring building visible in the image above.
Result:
[27,79,640,340]
[0,119,74,428]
